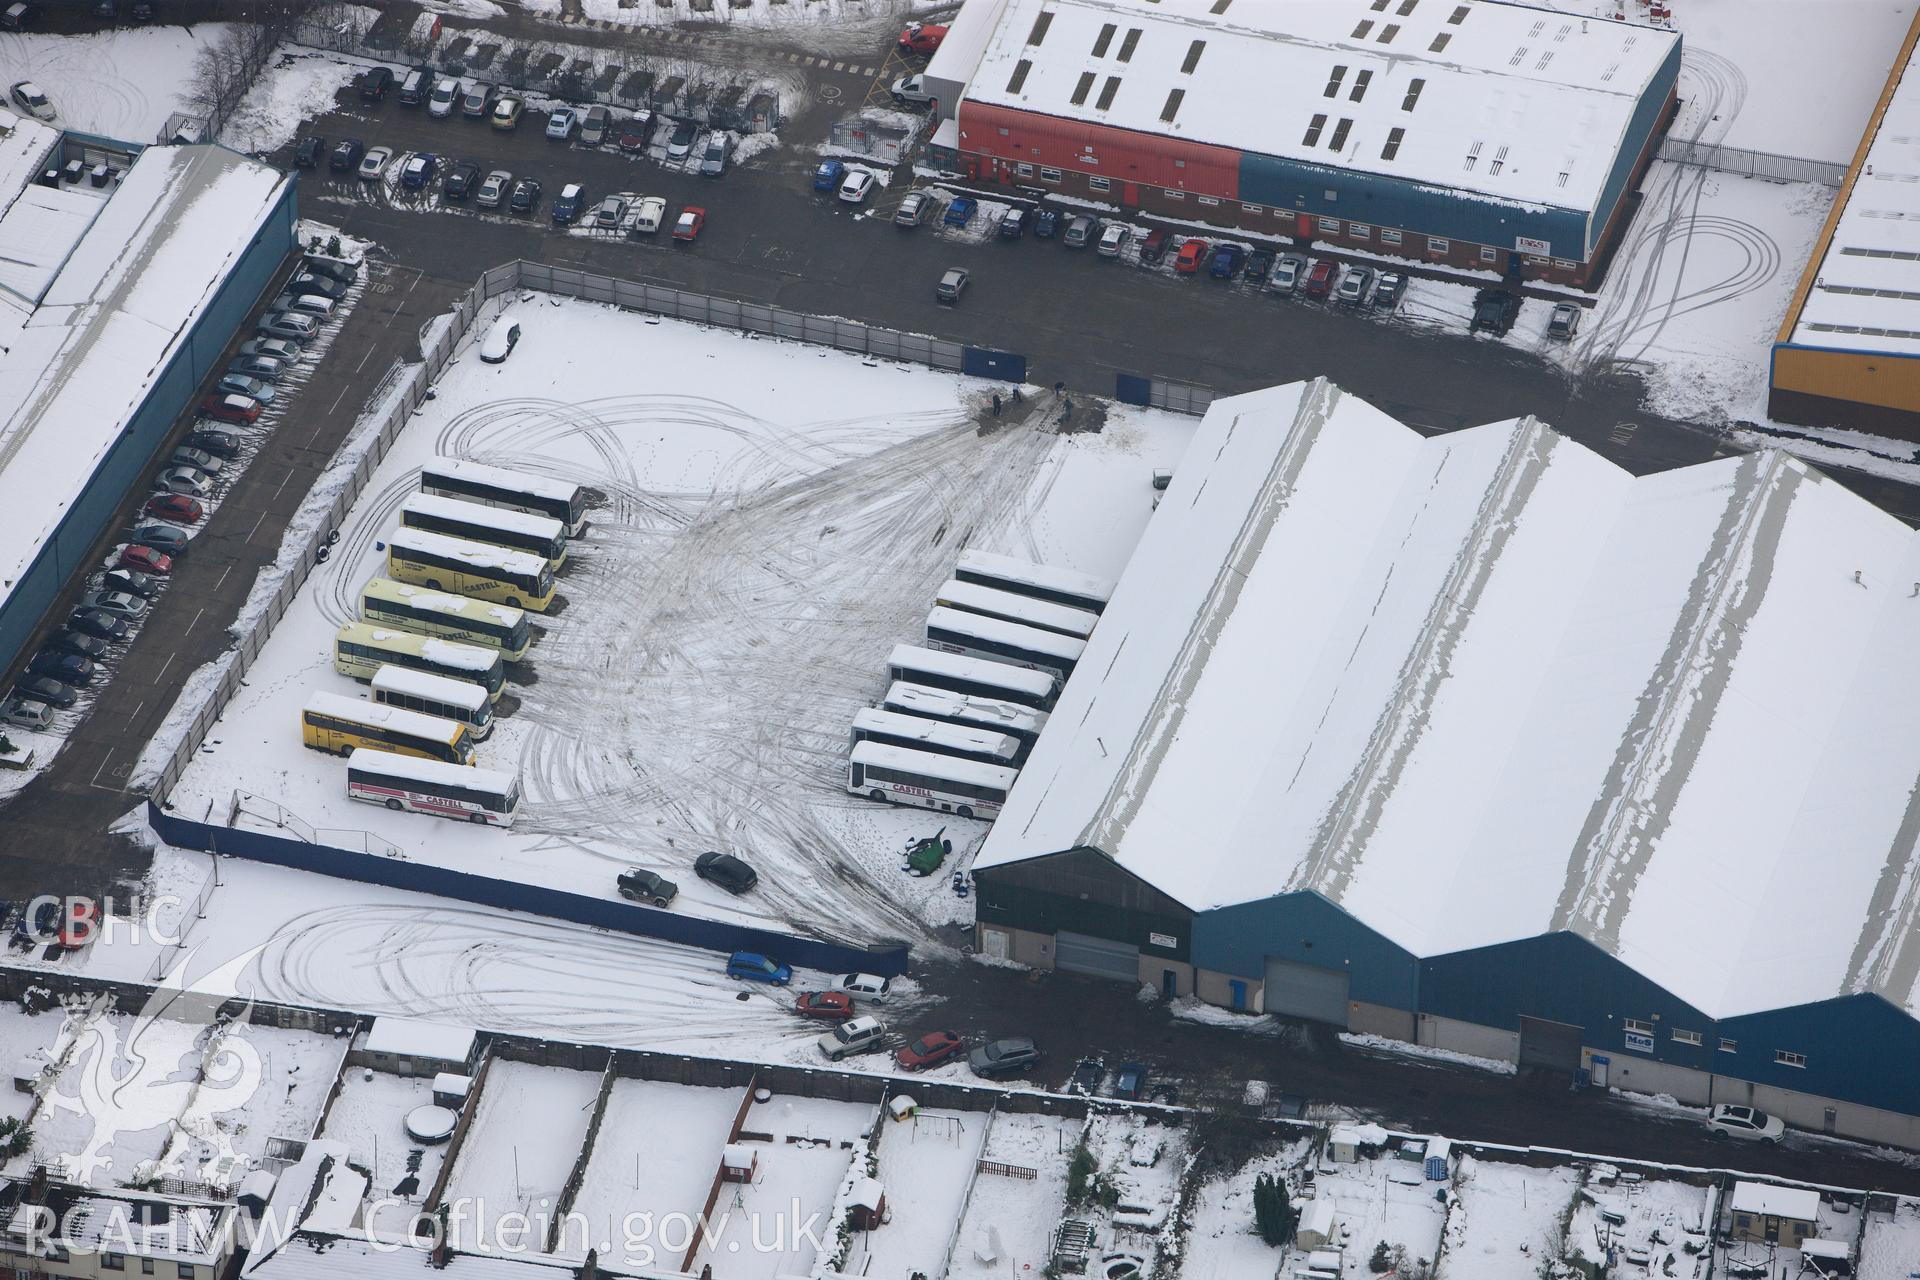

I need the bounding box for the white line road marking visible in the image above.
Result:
[186,607,205,635]
[154,653,176,684]
[214,564,232,590]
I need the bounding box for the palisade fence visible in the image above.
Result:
[1656,138,1848,188]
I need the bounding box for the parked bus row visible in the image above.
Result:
[846,550,1113,821]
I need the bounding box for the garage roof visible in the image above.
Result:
[978,379,1920,1022]
[962,0,1678,214]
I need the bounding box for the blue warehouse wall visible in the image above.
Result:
[0,163,295,675]
[1716,994,1920,1118]
[1192,891,1419,1012]
[1585,36,1683,256]
[1237,153,1590,261]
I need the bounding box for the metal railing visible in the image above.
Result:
[1657,139,1848,188]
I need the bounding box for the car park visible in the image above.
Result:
[1707,1104,1785,1142]
[969,1037,1041,1079]
[899,21,947,54]
[695,850,755,893]
[102,568,159,599]
[258,312,319,343]
[67,609,130,641]
[813,159,846,193]
[1112,1061,1149,1101]
[631,196,666,235]
[666,119,698,158]
[398,66,431,106]
[1373,271,1406,310]
[795,991,853,1021]
[13,677,76,709]
[240,336,303,363]
[1097,222,1128,257]
[1548,302,1582,340]
[215,374,275,404]
[116,546,173,576]
[509,177,542,215]
[8,81,53,122]
[357,146,392,180]
[836,973,893,1002]
[28,652,92,686]
[400,153,438,190]
[80,591,146,620]
[169,446,224,475]
[476,170,511,209]
[1471,288,1521,335]
[295,135,325,169]
[1209,244,1245,279]
[593,194,628,228]
[1063,215,1096,248]
[726,951,791,985]
[936,268,968,305]
[943,197,976,228]
[894,192,928,227]
[328,138,364,173]
[895,1030,964,1071]
[1173,239,1208,273]
[0,698,52,731]
[428,77,460,118]
[673,206,706,241]
[288,272,348,301]
[129,525,189,557]
[546,108,576,141]
[552,183,586,224]
[998,207,1026,240]
[1303,260,1337,299]
[187,426,244,458]
[580,105,611,145]
[444,161,481,201]
[48,630,110,661]
[1140,227,1170,262]
[460,83,494,118]
[358,67,391,102]
[615,867,676,907]
[200,394,260,424]
[700,133,734,177]
[837,170,875,204]
[1245,249,1274,283]
[154,467,212,499]
[817,1016,888,1061]
[479,316,521,364]
[1336,264,1375,304]
[490,96,524,131]
[143,493,203,524]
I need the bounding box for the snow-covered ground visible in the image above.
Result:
[221,46,359,157]
[0,26,230,143]
[1442,1155,1581,1280]
[1859,1195,1920,1280]
[442,1060,601,1249]
[1565,1168,1710,1275]
[848,1107,987,1280]
[1181,1140,1316,1280]
[1308,1146,1449,1277]
[159,296,1192,947]
[317,1065,454,1204]
[948,1111,1078,1280]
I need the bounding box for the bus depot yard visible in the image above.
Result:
[157,294,1191,944]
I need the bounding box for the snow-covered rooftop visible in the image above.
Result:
[1730,1181,1821,1221]
[1785,12,1920,356]
[978,379,1920,1022]
[361,1016,478,1063]
[961,0,1679,213]
[0,140,288,635]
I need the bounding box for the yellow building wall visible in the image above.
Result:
[1773,347,1920,416]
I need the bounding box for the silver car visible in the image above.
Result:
[894,192,928,228]
[79,590,148,620]
[476,170,512,210]
[154,467,213,499]
[240,337,302,363]
[168,446,223,475]
[0,697,53,731]
[1269,253,1309,295]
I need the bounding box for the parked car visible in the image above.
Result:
[357,146,393,180]
[1303,259,1337,299]
[1112,1062,1149,1101]
[998,207,1026,240]
[400,153,438,190]
[580,104,611,145]
[74,592,147,623]
[899,21,947,54]
[593,194,628,228]
[1063,215,1096,248]
[28,652,92,686]
[894,191,928,227]
[813,159,846,193]
[102,568,159,599]
[695,850,755,893]
[817,1016,888,1061]
[200,394,260,424]
[1140,226,1170,262]
[1269,252,1308,294]
[1032,207,1059,238]
[1209,244,1245,279]
[1066,1057,1104,1095]
[154,467,212,499]
[0,1,38,29]
[327,138,364,173]
[943,197,977,228]
[508,177,542,215]
[551,183,586,224]
[1470,288,1522,335]
[358,67,392,102]
[13,677,76,709]
[618,115,655,153]
[666,119,698,158]
[490,96,524,131]
[399,65,432,106]
[215,373,275,404]
[836,973,893,1003]
[616,867,677,907]
[67,609,130,641]
[631,196,666,235]
[117,545,173,576]
[460,82,494,118]
[890,74,934,107]
[1245,248,1274,283]
[171,443,227,472]
[294,135,325,168]
[1548,302,1582,341]
[1173,239,1208,273]
[1373,271,1407,310]
[795,991,854,1021]
[302,254,358,284]
[428,77,460,119]
[258,312,319,343]
[240,336,303,363]
[1707,1104,1785,1143]
[1097,222,1129,257]
[288,271,349,301]
[546,107,577,141]
[8,85,52,124]
[476,169,511,209]
[837,170,875,204]
[187,426,244,458]
[128,525,190,557]
[699,133,734,177]
[0,698,52,731]
[47,630,110,660]
[895,1030,964,1071]
[672,206,706,241]
[969,1037,1041,1079]
[935,267,968,305]
[273,292,336,318]
[726,951,791,985]
[58,899,95,950]
[444,161,482,201]
[1336,264,1375,304]
[143,494,204,524]
[479,316,521,364]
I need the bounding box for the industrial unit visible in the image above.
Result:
[937,0,1681,285]
[1770,5,1920,435]
[0,108,296,675]
[975,377,1920,1148]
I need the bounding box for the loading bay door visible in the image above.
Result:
[1517,1015,1584,1073]
[1261,957,1351,1027]
[1055,931,1140,981]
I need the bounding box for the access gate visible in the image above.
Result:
[1054,931,1140,981]
[1261,957,1351,1027]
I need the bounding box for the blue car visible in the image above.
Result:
[1113,1061,1149,1101]
[813,159,846,193]
[400,152,438,189]
[1209,244,1246,279]
[943,196,977,227]
[727,952,793,985]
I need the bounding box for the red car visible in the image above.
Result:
[895,1030,965,1071]
[673,206,706,241]
[144,493,204,523]
[1303,260,1337,299]
[58,899,96,950]
[796,991,854,1021]
[118,545,174,575]
[899,21,947,54]
[1174,239,1208,273]
[201,393,261,424]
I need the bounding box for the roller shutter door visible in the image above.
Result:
[1517,1016,1583,1073]
[1261,958,1351,1027]
[1055,931,1140,981]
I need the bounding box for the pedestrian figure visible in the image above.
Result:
[1053,380,1065,395]
[992,392,1002,416]
[1012,387,1024,404]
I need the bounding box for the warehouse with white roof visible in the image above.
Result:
[0,108,295,676]
[974,377,1920,1147]
[945,0,1681,284]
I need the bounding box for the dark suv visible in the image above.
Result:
[617,868,678,908]
[358,67,392,102]
[1471,288,1522,336]
[695,851,758,895]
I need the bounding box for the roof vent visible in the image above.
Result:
[1464,139,1482,171]
[1027,10,1053,44]
[1095,75,1122,110]
[1325,65,1348,97]
[1092,22,1116,57]
[1398,0,1419,14]
[1210,0,1232,11]
[1430,32,1452,52]
[1181,39,1206,73]
[1382,126,1405,160]
[1402,78,1426,111]
[1378,23,1399,42]
[1008,59,1034,93]
[1351,68,1373,101]
[1070,71,1095,105]
[1329,118,1354,150]
[1352,19,1374,38]
[1161,88,1185,122]
[1448,3,1468,21]
[1303,113,1328,146]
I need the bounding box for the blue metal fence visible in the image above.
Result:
[147,802,912,977]
[962,348,1027,381]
